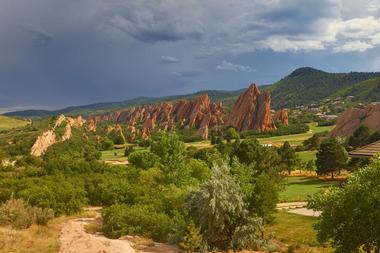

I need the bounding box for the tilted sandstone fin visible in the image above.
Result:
[226,83,276,132]
[31,115,86,157]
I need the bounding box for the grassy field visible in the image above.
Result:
[297,150,317,163]
[101,149,128,162]
[267,211,331,253]
[185,123,335,149]
[279,176,339,202]
[258,123,334,147]
[0,116,29,131]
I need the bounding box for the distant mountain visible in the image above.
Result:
[4,89,246,118]
[329,77,380,102]
[6,67,380,118]
[270,67,380,108]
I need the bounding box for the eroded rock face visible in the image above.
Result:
[91,94,224,139]
[226,83,276,132]
[31,115,86,156]
[31,130,56,157]
[330,104,380,137]
[274,109,289,126]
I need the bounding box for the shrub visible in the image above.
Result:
[17,176,87,215]
[128,150,160,170]
[180,221,203,253]
[124,146,134,157]
[0,198,54,229]
[34,207,54,225]
[102,204,173,242]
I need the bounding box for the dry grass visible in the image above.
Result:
[0,216,69,253]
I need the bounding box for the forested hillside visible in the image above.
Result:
[329,77,380,102]
[270,67,380,108]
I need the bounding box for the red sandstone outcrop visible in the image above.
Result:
[226,83,276,132]
[31,115,86,156]
[330,104,380,137]
[274,109,289,126]
[91,94,224,139]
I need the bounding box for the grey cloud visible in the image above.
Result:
[216,61,252,72]
[1,0,380,110]
[23,24,54,47]
[170,70,202,78]
[161,56,179,63]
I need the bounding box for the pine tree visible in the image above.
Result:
[316,138,348,179]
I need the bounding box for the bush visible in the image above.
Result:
[128,150,160,170]
[34,207,54,225]
[180,221,203,253]
[102,204,173,242]
[124,146,134,157]
[0,198,54,229]
[17,176,87,215]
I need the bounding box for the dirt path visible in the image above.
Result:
[287,208,321,217]
[277,202,321,217]
[59,217,135,253]
[58,208,182,253]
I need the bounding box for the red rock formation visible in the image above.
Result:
[226,83,276,132]
[274,109,289,126]
[330,104,380,137]
[91,94,224,140]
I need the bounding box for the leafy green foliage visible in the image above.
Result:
[180,221,203,253]
[100,137,114,151]
[102,204,176,241]
[16,176,87,215]
[225,127,240,143]
[232,161,279,223]
[234,139,282,177]
[309,159,380,253]
[186,163,263,250]
[128,150,160,170]
[316,138,348,179]
[278,141,300,174]
[346,125,370,150]
[240,123,309,139]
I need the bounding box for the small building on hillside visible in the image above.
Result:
[349,140,380,158]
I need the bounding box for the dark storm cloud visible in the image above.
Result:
[109,15,203,43]
[0,0,379,111]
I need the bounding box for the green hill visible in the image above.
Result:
[270,67,380,108]
[4,89,245,118]
[329,77,380,102]
[0,115,29,131]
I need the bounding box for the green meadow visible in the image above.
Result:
[0,115,29,131]
[279,176,340,202]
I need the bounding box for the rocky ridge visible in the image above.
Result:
[91,94,224,140]
[31,115,85,156]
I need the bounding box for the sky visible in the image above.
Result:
[1,0,380,112]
